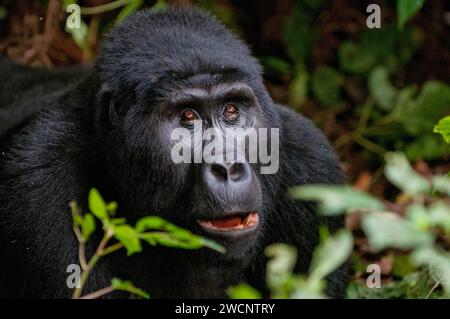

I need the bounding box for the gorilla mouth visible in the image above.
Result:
[198,212,259,232]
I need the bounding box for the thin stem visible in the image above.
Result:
[425,280,440,299]
[80,286,115,299]
[72,229,114,299]
[80,0,136,15]
[353,134,387,158]
[102,242,124,256]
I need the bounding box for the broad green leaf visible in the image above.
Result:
[261,56,291,77]
[384,152,430,195]
[362,212,433,251]
[395,81,450,135]
[106,202,118,215]
[369,66,398,111]
[228,284,262,299]
[265,244,297,293]
[412,247,450,293]
[406,204,431,230]
[405,134,449,161]
[432,176,450,196]
[311,66,343,107]
[88,189,108,220]
[397,0,425,29]
[309,230,353,281]
[81,213,96,241]
[434,116,450,144]
[113,225,142,255]
[111,278,150,299]
[338,41,376,74]
[428,202,450,232]
[291,185,384,215]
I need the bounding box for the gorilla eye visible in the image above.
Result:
[223,104,239,120]
[181,109,199,124]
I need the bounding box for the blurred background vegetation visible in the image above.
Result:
[0,0,449,298]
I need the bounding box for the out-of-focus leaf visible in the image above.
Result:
[290,185,384,215]
[434,116,450,144]
[432,176,450,196]
[228,284,262,299]
[116,0,144,22]
[265,244,297,293]
[113,225,142,255]
[369,66,398,111]
[338,41,376,74]
[362,212,433,251]
[311,66,343,107]
[0,6,7,20]
[412,247,450,293]
[81,213,96,241]
[392,255,417,278]
[262,56,291,77]
[88,188,107,220]
[395,81,450,135]
[384,152,430,195]
[289,67,309,107]
[428,202,450,232]
[397,0,425,29]
[309,230,353,282]
[405,134,449,161]
[111,278,149,299]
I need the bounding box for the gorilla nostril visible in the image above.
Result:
[211,164,228,181]
[229,163,245,181]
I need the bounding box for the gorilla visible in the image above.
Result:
[0,8,348,298]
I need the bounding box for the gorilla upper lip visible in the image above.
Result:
[197,212,259,232]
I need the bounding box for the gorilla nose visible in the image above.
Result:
[205,162,251,184]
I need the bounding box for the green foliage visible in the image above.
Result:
[291,149,450,298]
[111,278,150,299]
[434,116,450,144]
[312,66,343,107]
[397,0,426,29]
[291,185,384,215]
[228,231,352,299]
[71,188,224,298]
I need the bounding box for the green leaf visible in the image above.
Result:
[384,152,430,195]
[261,56,291,77]
[81,214,96,241]
[309,230,353,281]
[113,225,142,255]
[395,81,450,135]
[228,283,262,299]
[434,116,450,144]
[136,216,225,253]
[290,185,385,215]
[311,66,343,107]
[116,0,144,23]
[338,41,377,74]
[405,134,449,161]
[362,212,433,251]
[265,244,298,293]
[412,247,450,293]
[397,0,425,29]
[111,278,150,299]
[432,176,450,196]
[88,188,108,220]
[0,6,7,21]
[289,67,309,107]
[368,66,398,111]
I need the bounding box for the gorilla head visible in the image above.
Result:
[0,8,347,298]
[93,9,282,260]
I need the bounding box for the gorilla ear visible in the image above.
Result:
[98,84,134,126]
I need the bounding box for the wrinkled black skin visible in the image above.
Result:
[0,8,349,299]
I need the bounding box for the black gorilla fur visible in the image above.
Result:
[0,8,348,298]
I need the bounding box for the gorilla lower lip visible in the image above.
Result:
[198,212,259,232]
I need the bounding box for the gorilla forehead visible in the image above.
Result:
[98,8,263,91]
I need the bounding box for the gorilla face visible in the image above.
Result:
[99,71,274,259]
